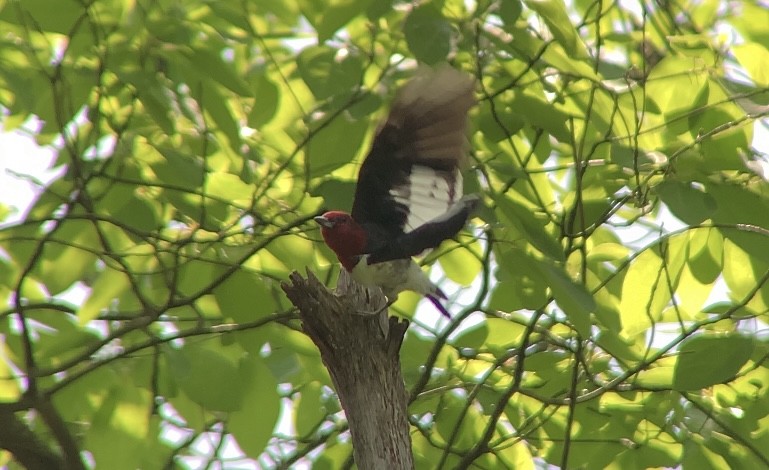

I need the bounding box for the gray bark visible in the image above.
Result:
[281,270,414,470]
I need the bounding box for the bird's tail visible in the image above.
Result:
[426,291,452,319]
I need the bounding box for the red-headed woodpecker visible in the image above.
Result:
[314,66,478,317]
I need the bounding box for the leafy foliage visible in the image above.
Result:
[1,0,769,468]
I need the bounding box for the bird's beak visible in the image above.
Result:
[314,216,334,228]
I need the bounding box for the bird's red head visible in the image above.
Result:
[314,211,367,271]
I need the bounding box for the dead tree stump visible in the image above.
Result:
[281,270,413,470]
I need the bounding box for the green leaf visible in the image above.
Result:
[722,236,769,314]
[247,73,280,128]
[656,180,717,225]
[86,385,153,470]
[683,440,731,469]
[535,261,594,335]
[299,0,370,42]
[635,365,675,388]
[347,90,383,119]
[200,81,241,146]
[0,0,83,34]
[687,228,722,284]
[165,344,244,411]
[229,355,280,457]
[646,57,710,135]
[401,330,442,381]
[438,240,482,286]
[496,197,563,261]
[295,381,327,437]
[619,249,668,337]
[311,178,356,212]
[206,2,252,32]
[307,113,368,178]
[491,248,549,311]
[511,92,572,142]
[0,344,21,401]
[314,442,354,469]
[484,318,526,353]
[205,172,255,202]
[187,47,252,97]
[499,0,523,25]
[451,321,488,350]
[134,78,175,135]
[732,3,769,49]
[673,334,753,390]
[404,5,452,64]
[176,258,227,297]
[263,323,320,358]
[266,233,317,272]
[297,45,363,100]
[709,185,769,240]
[523,0,589,58]
[477,103,525,142]
[79,268,132,324]
[99,183,161,236]
[587,242,629,263]
[435,393,484,451]
[214,270,277,322]
[34,220,98,295]
[151,147,205,190]
[35,316,101,366]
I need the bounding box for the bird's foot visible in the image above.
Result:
[348,296,394,339]
[352,296,396,317]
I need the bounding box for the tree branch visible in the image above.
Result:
[281,270,413,470]
[0,408,64,470]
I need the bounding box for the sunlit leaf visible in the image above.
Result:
[536,261,594,335]
[297,45,364,100]
[85,384,153,470]
[187,47,252,97]
[34,220,98,295]
[491,249,549,312]
[78,267,132,324]
[496,197,563,261]
[307,113,368,177]
[0,340,20,401]
[165,344,244,412]
[0,0,83,33]
[484,317,526,353]
[673,334,754,390]
[619,249,669,337]
[450,319,488,350]
[299,0,371,42]
[404,5,452,64]
[437,239,482,286]
[295,381,327,438]
[214,270,277,322]
[524,0,589,58]
[229,355,280,457]
[247,73,281,128]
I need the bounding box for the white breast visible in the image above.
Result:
[350,256,436,298]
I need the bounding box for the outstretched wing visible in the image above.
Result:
[366,195,480,264]
[351,65,475,251]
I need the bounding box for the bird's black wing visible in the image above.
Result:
[351,65,475,254]
[365,195,480,264]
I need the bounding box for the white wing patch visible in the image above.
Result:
[390,165,462,233]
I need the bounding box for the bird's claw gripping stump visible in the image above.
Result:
[282,269,402,341]
[334,270,393,338]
